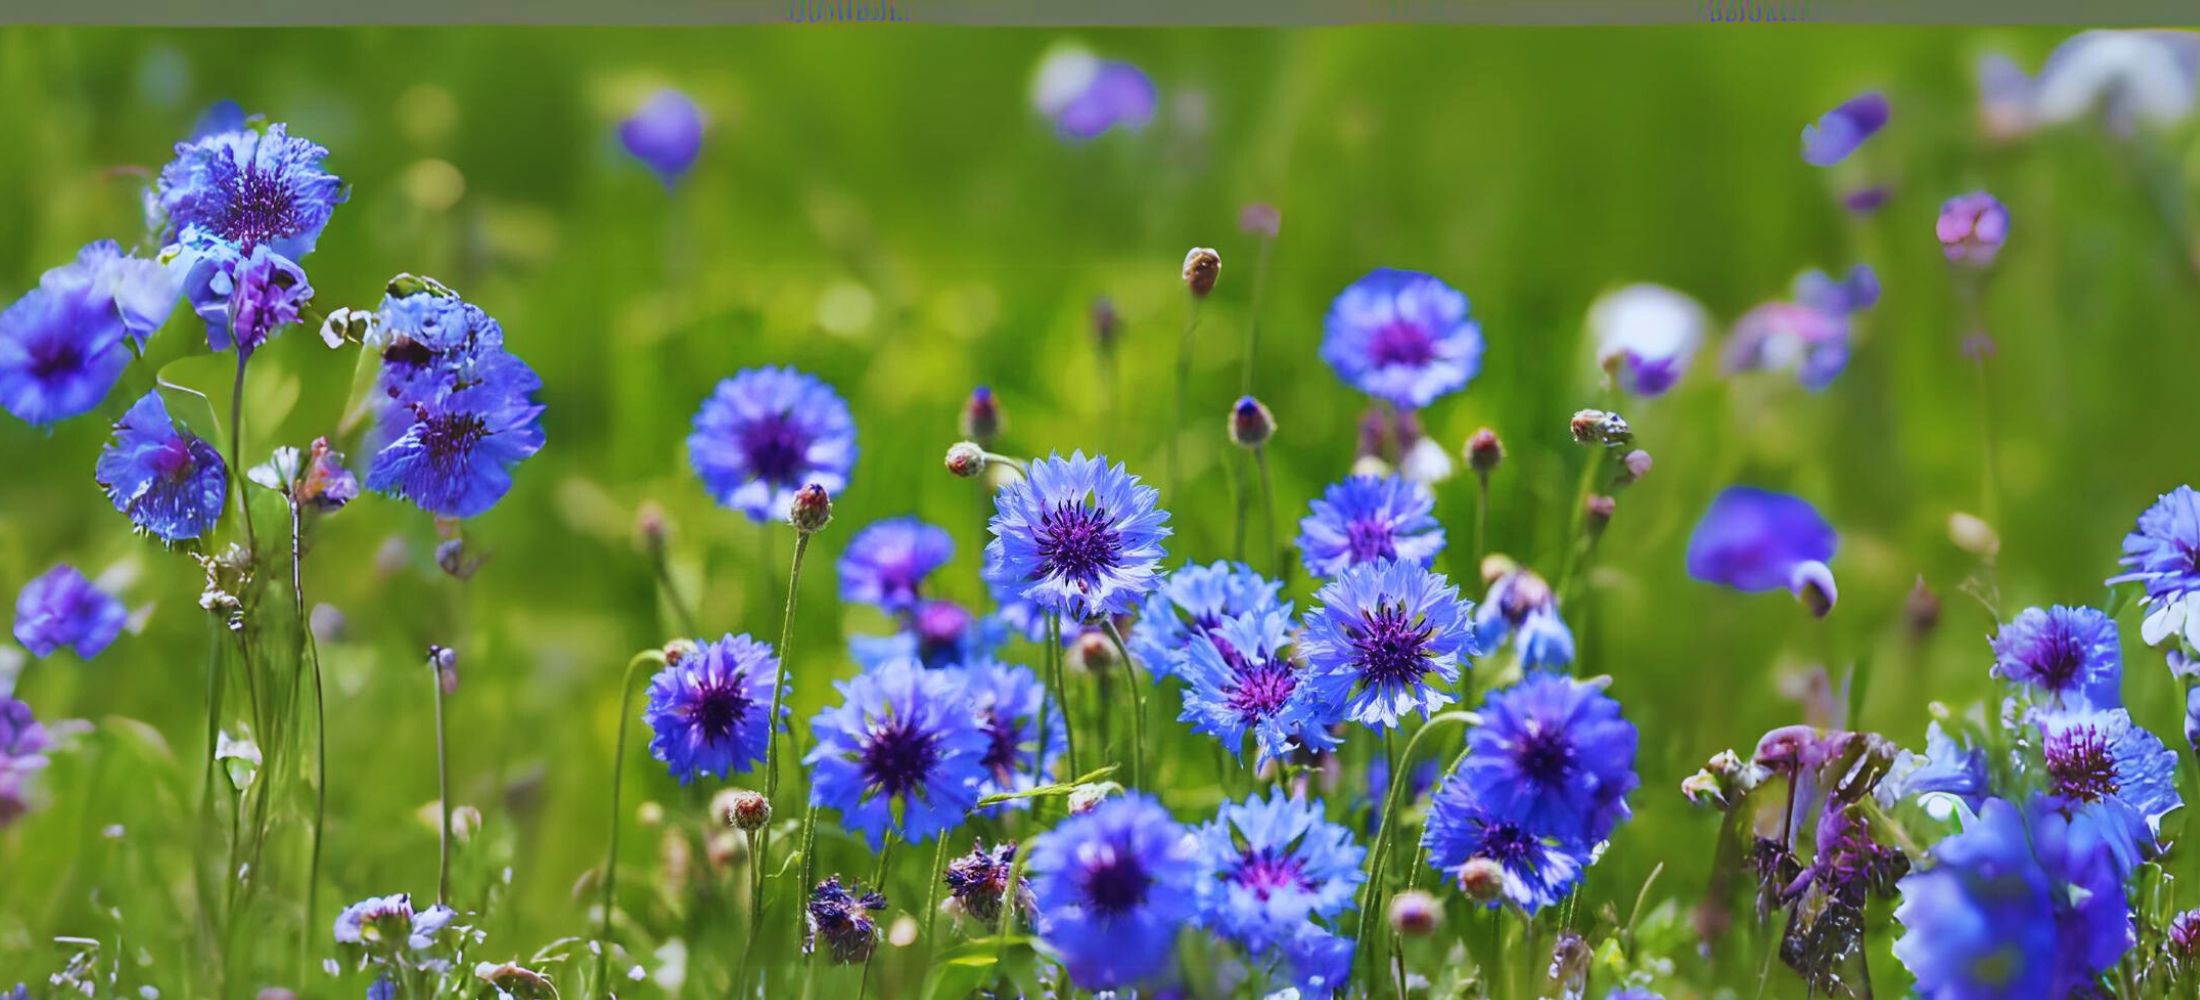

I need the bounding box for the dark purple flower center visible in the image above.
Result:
[1345,518,1398,563]
[421,411,489,467]
[1078,847,1151,916]
[1225,658,1299,723]
[2045,725,2119,801]
[1347,603,1434,687]
[1514,722,1577,786]
[2023,628,2085,691]
[861,717,943,798]
[685,679,754,743]
[979,708,1022,779]
[1367,320,1436,367]
[1229,848,1313,901]
[914,601,971,666]
[740,414,810,485]
[1478,821,1537,865]
[1036,501,1121,587]
[217,158,304,250]
[28,339,83,381]
[152,439,197,481]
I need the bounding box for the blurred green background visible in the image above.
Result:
[2,25,2198,998]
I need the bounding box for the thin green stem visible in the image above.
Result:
[921,831,951,964]
[1169,300,1204,505]
[1474,472,1490,562]
[1046,613,1079,780]
[856,836,896,1000]
[227,354,258,557]
[760,529,816,940]
[288,498,329,975]
[596,648,668,992]
[1101,620,1146,790]
[651,547,701,639]
[1356,712,1476,989]
[1242,235,1274,395]
[432,653,452,906]
[1254,445,1279,579]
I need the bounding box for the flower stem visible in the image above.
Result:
[1046,613,1079,781]
[432,653,453,906]
[760,529,816,946]
[1101,620,1146,790]
[288,499,329,976]
[596,648,667,992]
[1356,712,1476,990]
[921,831,951,963]
[650,545,701,639]
[856,835,896,1000]
[1474,471,1491,562]
[1254,445,1279,579]
[1169,300,1204,506]
[1242,235,1274,395]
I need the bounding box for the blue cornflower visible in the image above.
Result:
[619,89,704,186]
[13,565,126,660]
[806,658,988,849]
[2111,486,2200,648]
[1192,788,1365,952]
[688,366,857,523]
[0,242,182,426]
[851,599,1007,672]
[983,451,1171,622]
[1723,267,1876,391]
[365,286,544,519]
[1685,486,1838,599]
[1877,721,1989,811]
[805,875,887,964]
[1320,268,1483,410]
[1991,605,2122,709]
[953,658,1066,802]
[1027,792,1202,991]
[1296,474,1445,580]
[95,390,227,543]
[1127,560,1283,680]
[1300,560,1477,730]
[188,99,246,141]
[1589,284,1708,398]
[1422,767,1590,913]
[157,123,345,261]
[1893,796,2132,999]
[1472,565,1575,669]
[199,242,311,357]
[0,698,52,828]
[2035,707,2180,861]
[1458,673,1638,844]
[1178,606,1342,767]
[643,634,780,784]
[333,893,419,955]
[1031,48,1157,141]
[838,516,955,612]
[1801,91,1891,166]
[1281,925,1355,996]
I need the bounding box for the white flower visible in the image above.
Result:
[2035,30,2200,131]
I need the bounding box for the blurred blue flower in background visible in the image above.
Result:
[1801,91,1890,166]
[13,565,125,660]
[1686,486,1838,603]
[1032,47,1156,140]
[619,88,704,186]
[1321,268,1483,411]
[689,366,857,524]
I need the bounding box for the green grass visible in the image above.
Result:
[2,25,2198,999]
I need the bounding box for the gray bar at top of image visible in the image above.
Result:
[4,0,2192,27]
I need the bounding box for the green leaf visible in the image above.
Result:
[973,764,1119,807]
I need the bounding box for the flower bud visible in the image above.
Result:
[635,501,668,556]
[1948,512,1999,557]
[1091,296,1120,350]
[1789,560,1838,618]
[1937,191,2008,267]
[450,804,482,844]
[1569,409,1632,447]
[1614,449,1653,487]
[945,442,987,479]
[1071,628,1118,674]
[1182,247,1221,298]
[960,385,1001,447]
[789,483,833,534]
[1066,781,1119,815]
[1239,203,1281,239]
[637,801,665,827]
[715,788,772,832]
[429,644,460,695]
[1229,395,1274,448]
[435,537,480,580]
[663,637,700,666]
[1388,889,1441,937]
[1466,427,1503,476]
[1458,857,1506,905]
[705,830,746,869]
[1584,495,1616,538]
[1479,553,1518,586]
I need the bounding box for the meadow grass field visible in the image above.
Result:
[3,24,2200,1000]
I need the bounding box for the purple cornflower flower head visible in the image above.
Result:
[1320,268,1483,411]
[1990,606,2122,709]
[1893,796,2132,999]
[1297,474,1444,580]
[954,658,1065,802]
[157,123,345,262]
[1128,560,1284,680]
[1800,91,1891,166]
[1192,788,1365,952]
[1026,792,1202,991]
[2035,30,2200,133]
[2110,486,2200,648]
[1472,565,1574,669]
[1422,768,1589,913]
[95,390,227,543]
[944,840,1032,924]
[1458,673,1639,845]
[1590,284,1708,397]
[2035,707,2181,856]
[13,565,126,660]
[1978,52,2037,141]
[1795,264,1880,317]
[806,658,988,849]
[0,242,182,427]
[333,893,417,954]
[2172,909,2200,961]
[643,633,780,784]
[1282,925,1355,996]
[1178,606,1342,767]
[1723,267,1874,392]
[1877,721,1988,812]
[1685,486,1838,600]
[851,599,1007,672]
[1843,185,1892,214]
[804,875,887,965]
[1301,560,1476,730]
[297,436,359,512]
[205,243,311,356]
[688,366,856,524]
[366,285,545,519]
[618,89,704,186]
[1031,47,1156,141]
[0,698,51,828]
[838,516,954,612]
[1937,192,2010,267]
[982,451,1171,622]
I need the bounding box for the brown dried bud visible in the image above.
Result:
[789,483,833,533]
[714,788,772,832]
[945,442,987,479]
[1388,889,1441,937]
[1466,427,1504,475]
[663,638,700,666]
[1905,576,1941,639]
[1569,409,1632,447]
[1182,247,1221,298]
[1091,296,1120,350]
[1228,396,1274,448]
[1459,857,1506,905]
